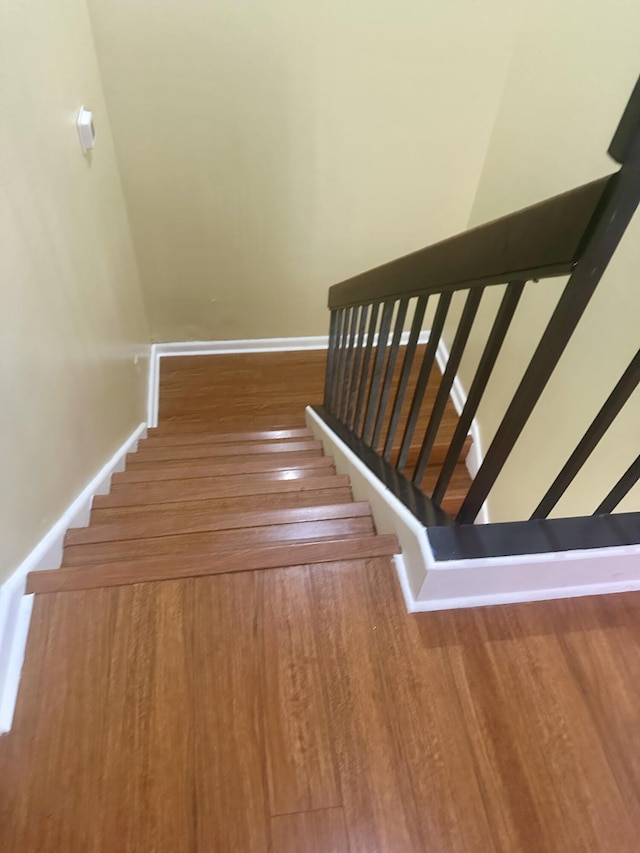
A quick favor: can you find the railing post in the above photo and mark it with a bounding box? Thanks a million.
[362,301,395,445]
[413,288,484,486]
[532,348,640,518]
[371,298,409,450]
[327,309,346,413]
[337,306,360,421]
[383,295,428,460]
[345,305,370,429]
[397,293,451,471]
[323,310,339,409]
[431,281,524,504]
[353,303,380,435]
[333,307,352,416]
[594,454,640,514]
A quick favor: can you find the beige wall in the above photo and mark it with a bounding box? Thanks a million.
[85,0,524,341]
[449,0,640,521]
[4,0,634,585]
[1,0,150,583]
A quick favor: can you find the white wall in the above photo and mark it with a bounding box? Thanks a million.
[0,0,150,584]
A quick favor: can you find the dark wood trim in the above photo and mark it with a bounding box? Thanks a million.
[412,287,483,485]
[352,303,380,433]
[382,294,428,459]
[432,281,525,504]
[594,456,640,515]
[532,349,640,519]
[427,512,640,561]
[372,297,409,449]
[328,176,612,309]
[609,74,640,164]
[362,300,394,443]
[396,293,451,471]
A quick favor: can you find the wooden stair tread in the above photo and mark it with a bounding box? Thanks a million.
[90,488,355,524]
[28,350,474,598]
[154,415,309,434]
[50,352,475,594]
[127,450,323,471]
[96,474,352,508]
[129,439,323,463]
[62,517,376,566]
[27,535,401,593]
[68,502,371,546]
[114,456,334,484]
[144,427,312,447]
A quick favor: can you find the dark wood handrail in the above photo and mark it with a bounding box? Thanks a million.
[328,175,612,310]
[315,76,640,561]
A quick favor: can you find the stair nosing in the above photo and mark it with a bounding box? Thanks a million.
[27,534,401,594]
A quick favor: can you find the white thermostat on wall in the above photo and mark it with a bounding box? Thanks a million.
[76,106,96,154]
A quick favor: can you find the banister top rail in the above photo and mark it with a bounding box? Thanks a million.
[328,175,612,310]
[316,76,640,561]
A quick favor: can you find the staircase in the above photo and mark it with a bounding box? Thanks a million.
[23,346,478,596]
[27,427,400,595]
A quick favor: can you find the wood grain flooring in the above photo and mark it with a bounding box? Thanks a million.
[4,351,640,851]
[271,808,350,853]
[8,560,640,851]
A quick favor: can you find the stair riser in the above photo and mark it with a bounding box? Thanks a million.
[144,428,312,448]
[67,503,371,546]
[93,475,352,509]
[115,457,333,484]
[129,440,323,464]
[63,517,375,566]
[154,415,308,433]
[90,488,354,525]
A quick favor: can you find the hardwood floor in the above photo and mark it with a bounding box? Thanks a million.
[2,350,640,851]
[5,560,640,851]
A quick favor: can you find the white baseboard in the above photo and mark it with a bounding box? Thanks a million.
[147,343,160,430]
[146,329,432,429]
[306,405,439,601]
[154,336,331,357]
[0,595,34,734]
[146,336,332,428]
[411,540,640,611]
[0,420,146,734]
[307,405,640,613]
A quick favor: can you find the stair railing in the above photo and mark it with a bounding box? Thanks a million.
[312,76,640,560]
